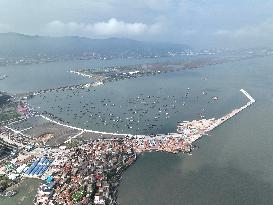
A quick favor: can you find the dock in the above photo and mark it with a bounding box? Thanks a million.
[39,114,130,143]
[240,88,255,103]
[2,89,255,150]
[37,89,255,147]
[177,89,255,144]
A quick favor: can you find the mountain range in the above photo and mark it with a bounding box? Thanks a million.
[0,33,189,59]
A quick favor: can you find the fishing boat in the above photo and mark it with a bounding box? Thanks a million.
[0,75,7,80]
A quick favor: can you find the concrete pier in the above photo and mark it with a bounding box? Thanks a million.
[40,114,130,138]
[2,89,255,147]
[39,89,255,144]
[240,89,255,103]
[177,89,255,144]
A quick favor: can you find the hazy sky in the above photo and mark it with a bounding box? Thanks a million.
[1,0,273,48]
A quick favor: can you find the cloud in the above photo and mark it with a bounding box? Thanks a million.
[43,18,162,38]
[93,18,148,35]
[214,18,273,47]
[2,0,273,48]
[0,22,11,32]
[125,0,178,11]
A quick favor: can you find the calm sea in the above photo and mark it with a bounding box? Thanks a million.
[1,55,273,204]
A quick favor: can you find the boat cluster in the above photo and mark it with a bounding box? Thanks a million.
[31,85,218,135]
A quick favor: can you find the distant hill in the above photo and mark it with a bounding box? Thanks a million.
[0,32,189,59]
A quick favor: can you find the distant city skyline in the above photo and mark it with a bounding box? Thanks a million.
[1,0,273,48]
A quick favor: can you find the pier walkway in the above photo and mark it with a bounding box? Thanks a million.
[2,89,255,146]
[39,114,130,141]
[176,89,255,144]
[240,89,255,103]
[40,89,255,143]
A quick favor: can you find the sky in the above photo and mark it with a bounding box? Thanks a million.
[0,0,273,48]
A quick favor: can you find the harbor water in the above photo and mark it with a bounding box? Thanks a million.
[1,55,273,204]
[118,56,273,205]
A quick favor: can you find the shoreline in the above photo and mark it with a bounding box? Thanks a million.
[0,89,255,204]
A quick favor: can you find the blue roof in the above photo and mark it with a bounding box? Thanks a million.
[38,166,47,176]
[38,166,44,175]
[33,167,38,175]
[41,166,48,173]
[30,166,39,175]
[38,166,46,176]
[24,157,52,176]
[39,158,46,164]
[35,166,41,174]
[32,161,39,166]
[42,159,48,165]
[25,168,32,175]
[25,163,36,174]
